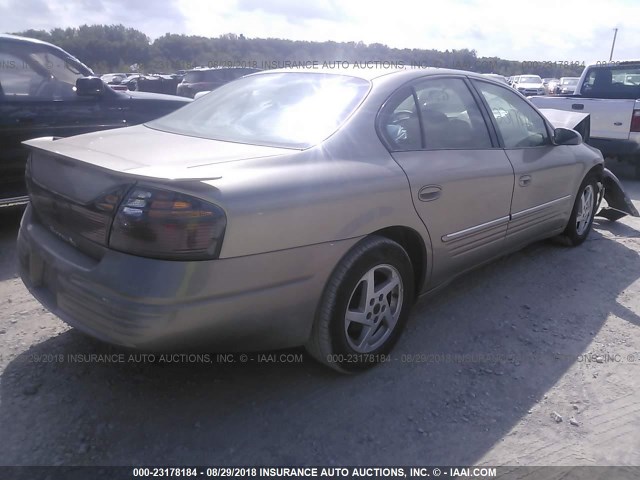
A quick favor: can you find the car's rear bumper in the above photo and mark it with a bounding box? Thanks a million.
[18,205,359,351]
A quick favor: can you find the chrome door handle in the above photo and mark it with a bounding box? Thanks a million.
[418,185,442,202]
[519,175,532,187]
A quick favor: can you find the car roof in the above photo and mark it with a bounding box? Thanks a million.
[588,60,640,67]
[250,66,503,82]
[0,33,58,47]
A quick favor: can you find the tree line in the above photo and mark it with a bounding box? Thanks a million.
[13,24,585,78]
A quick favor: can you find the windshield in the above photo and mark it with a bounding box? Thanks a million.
[148,72,371,149]
[184,71,207,83]
[561,78,578,85]
[519,76,542,83]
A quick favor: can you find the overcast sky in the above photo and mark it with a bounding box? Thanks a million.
[0,0,636,63]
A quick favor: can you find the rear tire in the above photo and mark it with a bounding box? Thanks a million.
[305,235,415,373]
[557,174,599,246]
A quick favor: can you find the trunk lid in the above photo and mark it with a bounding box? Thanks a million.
[23,126,292,256]
[23,124,293,179]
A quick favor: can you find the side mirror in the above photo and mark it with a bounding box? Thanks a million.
[76,77,105,97]
[554,127,582,146]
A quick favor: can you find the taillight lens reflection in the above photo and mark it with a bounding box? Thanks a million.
[109,186,226,260]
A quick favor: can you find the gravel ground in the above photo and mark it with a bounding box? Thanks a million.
[0,170,639,468]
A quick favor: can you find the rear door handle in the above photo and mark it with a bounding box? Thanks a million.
[519,175,532,187]
[418,185,442,202]
[571,104,584,110]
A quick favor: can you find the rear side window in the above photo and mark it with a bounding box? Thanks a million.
[379,77,492,151]
[581,65,640,98]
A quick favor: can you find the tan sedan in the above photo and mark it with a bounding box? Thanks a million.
[17,67,638,372]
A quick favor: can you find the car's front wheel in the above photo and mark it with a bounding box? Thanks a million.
[305,236,415,373]
[558,174,599,246]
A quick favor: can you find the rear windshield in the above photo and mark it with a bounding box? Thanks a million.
[148,72,371,149]
[581,65,640,98]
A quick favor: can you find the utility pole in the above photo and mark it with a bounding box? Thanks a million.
[609,28,618,61]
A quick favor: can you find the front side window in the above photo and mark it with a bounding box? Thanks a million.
[473,80,549,148]
[148,72,370,149]
[0,43,85,100]
[0,51,41,97]
[378,77,492,151]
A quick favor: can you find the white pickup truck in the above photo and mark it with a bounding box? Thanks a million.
[530,61,640,178]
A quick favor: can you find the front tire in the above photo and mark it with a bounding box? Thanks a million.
[305,236,415,373]
[558,174,599,246]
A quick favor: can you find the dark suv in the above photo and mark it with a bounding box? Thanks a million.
[0,34,191,207]
[176,67,260,98]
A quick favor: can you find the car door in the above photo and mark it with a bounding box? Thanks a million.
[471,79,583,245]
[379,76,515,285]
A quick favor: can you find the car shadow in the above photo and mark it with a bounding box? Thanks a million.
[0,206,25,282]
[1,222,639,466]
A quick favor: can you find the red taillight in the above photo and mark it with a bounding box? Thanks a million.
[631,109,640,133]
[109,186,226,260]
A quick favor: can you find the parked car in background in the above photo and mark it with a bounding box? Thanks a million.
[542,78,560,95]
[512,75,546,95]
[101,73,129,83]
[17,67,637,373]
[556,77,580,95]
[0,34,192,207]
[193,90,211,100]
[530,62,640,178]
[177,67,261,98]
[483,73,509,84]
[546,78,560,94]
[135,74,181,95]
[101,73,131,91]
